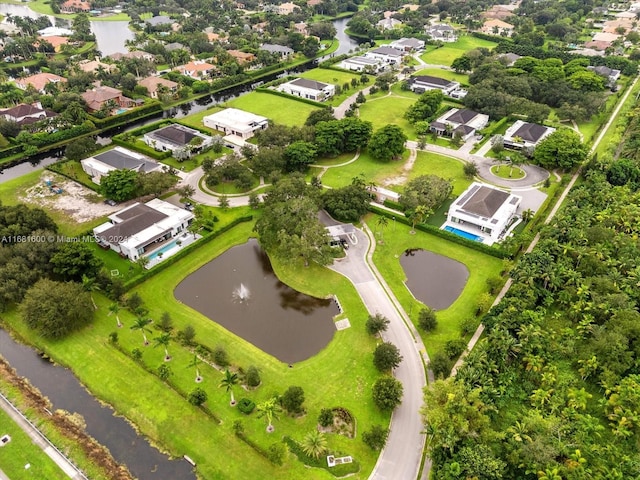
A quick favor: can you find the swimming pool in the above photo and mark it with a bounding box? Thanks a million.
[444,226,484,242]
[147,238,180,260]
[115,108,128,114]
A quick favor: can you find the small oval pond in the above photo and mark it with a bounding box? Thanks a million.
[400,249,470,310]
[174,239,338,364]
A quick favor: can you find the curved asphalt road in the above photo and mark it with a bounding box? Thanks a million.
[324,212,427,480]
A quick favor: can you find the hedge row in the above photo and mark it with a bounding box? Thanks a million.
[89,102,163,129]
[255,87,328,108]
[0,144,23,161]
[319,53,350,68]
[382,199,405,211]
[368,204,508,259]
[478,116,509,137]
[123,215,253,290]
[23,121,95,148]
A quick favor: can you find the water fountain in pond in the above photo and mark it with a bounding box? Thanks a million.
[233,283,250,302]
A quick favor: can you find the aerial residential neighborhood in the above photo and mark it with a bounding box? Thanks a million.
[0,0,639,479]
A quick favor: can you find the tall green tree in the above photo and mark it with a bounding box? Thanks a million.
[51,242,103,282]
[219,369,239,405]
[100,169,139,202]
[372,376,403,411]
[257,398,282,432]
[153,332,172,361]
[373,342,403,372]
[368,125,407,162]
[131,316,152,345]
[533,128,588,171]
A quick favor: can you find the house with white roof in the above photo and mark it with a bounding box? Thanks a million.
[365,46,404,65]
[81,147,163,184]
[338,55,385,73]
[277,78,335,101]
[409,75,461,96]
[480,19,514,36]
[425,24,457,42]
[377,17,402,30]
[93,198,194,262]
[503,121,555,149]
[444,182,522,243]
[389,37,425,52]
[430,108,489,140]
[203,108,268,139]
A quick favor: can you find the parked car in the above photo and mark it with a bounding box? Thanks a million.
[104,199,117,206]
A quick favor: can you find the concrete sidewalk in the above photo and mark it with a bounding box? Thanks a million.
[0,393,86,479]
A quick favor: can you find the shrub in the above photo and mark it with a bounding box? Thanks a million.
[362,424,389,450]
[178,324,196,345]
[108,332,118,344]
[444,339,467,359]
[430,352,452,379]
[188,387,208,406]
[372,377,403,411]
[246,365,261,387]
[158,312,173,332]
[267,442,287,466]
[237,398,256,414]
[486,276,503,295]
[213,345,230,367]
[418,307,438,331]
[131,348,142,361]
[373,342,403,372]
[366,313,390,335]
[282,386,305,415]
[318,408,334,427]
[157,363,172,381]
[460,317,480,337]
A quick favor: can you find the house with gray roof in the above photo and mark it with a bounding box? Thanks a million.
[445,182,522,244]
[145,15,173,27]
[277,77,336,101]
[338,55,385,73]
[93,198,194,262]
[587,65,621,86]
[409,75,461,96]
[260,43,294,58]
[430,108,489,140]
[425,24,457,42]
[143,124,214,158]
[390,37,425,52]
[503,120,555,149]
[365,46,404,64]
[81,147,163,184]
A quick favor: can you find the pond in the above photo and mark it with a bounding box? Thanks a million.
[0,329,195,480]
[400,249,469,310]
[174,239,338,364]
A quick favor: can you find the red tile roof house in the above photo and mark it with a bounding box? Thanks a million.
[174,60,216,79]
[138,76,179,99]
[15,73,67,94]
[81,86,133,112]
[60,0,91,13]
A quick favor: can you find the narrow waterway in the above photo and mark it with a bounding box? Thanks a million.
[0,329,196,480]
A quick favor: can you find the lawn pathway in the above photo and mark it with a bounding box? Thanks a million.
[311,152,361,180]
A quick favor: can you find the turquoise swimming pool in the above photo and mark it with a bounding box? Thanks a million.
[147,238,180,260]
[444,226,484,242]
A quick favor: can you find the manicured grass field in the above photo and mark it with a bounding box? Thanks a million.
[365,214,503,358]
[225,92,320,126]
[359,95,417,139]
[491,164,525,180]
[321,150,409,188]
[412,68,469,85]
[0,408,67,480]
[420,36,497,67]
[409,152,472,195]
[299,68,359,86]
[177,107,224,133]
[3,222,386,480]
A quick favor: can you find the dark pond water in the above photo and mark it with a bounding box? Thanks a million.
[0,329,195,480]
[175,239,338,364]
[400,249,470,310]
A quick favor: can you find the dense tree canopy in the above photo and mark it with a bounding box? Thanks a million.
[533,128,588,170]
[21,279,94,338]
[368,124,407,162]
[400,175,453,212]
[322,176,371,222]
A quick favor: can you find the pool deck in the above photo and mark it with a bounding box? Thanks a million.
[441,221,494,246]
[145,233,200,269]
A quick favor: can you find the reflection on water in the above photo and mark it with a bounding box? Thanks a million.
[175,239,338,363]
[400,249,470,310]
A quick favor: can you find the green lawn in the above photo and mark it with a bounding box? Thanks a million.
[408,152,472,195]
[300,68,359,86]
[176,107,224,133]
[412,68,469,85]
[321,150,409,188]
[225,92,320,126]
[2,221,386,480]
[0,408,67,480]
[359,95,417,139]
[159,145,232,173]
[420,36,498,67]
[365,214,503,358]
[491,164,525,180]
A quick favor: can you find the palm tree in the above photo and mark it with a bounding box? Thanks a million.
[131,317,152,345]
[153,332,172,361]
[188,354,203,383]
[108,303,122,328]
[219,369,239,405]
[257,397,282,433]
[521,208,534,223]
[377,216,389,244]
[81,275,100,310]
[409,205,430,234]
[301,430,328,459]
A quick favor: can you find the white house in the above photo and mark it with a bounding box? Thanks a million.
[389,37,425,52]
[480,19,514,37]
[377,17,402,30]
[338,55,385,73]
[143,124,214,157]
[365,46,404,64]
[503,120,555,149]
[425,24,457,42]
[409,75,460,96]
[430,108,489,140]
[81,147,163,184]
[203,108,268,139]
[444,182,522,243]
[277,78,335,101]
[93,199,194,262]
[260,43,294,58]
